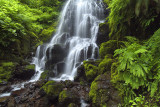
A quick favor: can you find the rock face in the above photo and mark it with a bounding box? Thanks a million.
[45,44,66,70]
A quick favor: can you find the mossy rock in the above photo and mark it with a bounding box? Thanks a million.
[89,73,111,106]
[40,70,55,81]
[99,40,121,59]
[58,90,79,106]
[83,61,99,82]
[42,81,64,101]
[111,62,120,83]
[68,103,78,107]
[25,64,35,70]
[98,54,113,73]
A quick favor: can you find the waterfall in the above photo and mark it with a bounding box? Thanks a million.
[32,0,104,81]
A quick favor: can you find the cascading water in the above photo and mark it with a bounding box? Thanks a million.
[33,0,104,81]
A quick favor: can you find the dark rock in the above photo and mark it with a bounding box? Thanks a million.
[56,62,66,76]
[0,85,12,93]
[45,44,66,71]
[96,22,109,47]
[13,64,35,80]
[74,64,86,82]
[58,90,80,106]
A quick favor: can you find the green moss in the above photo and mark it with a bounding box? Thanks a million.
[42,80,63,97]
[111,62,119,83]
[83,61,99,82]
[99,40,120,59]
[68,103,78,107]
[1,62,14,67]
[40,70,49,80]
[98,55,113,74]
[59,90,68,103]
[25,64,35,70]
[58,90,77,105]
[89,75,109,106]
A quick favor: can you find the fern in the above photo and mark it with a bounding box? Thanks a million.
[114,42,151,89]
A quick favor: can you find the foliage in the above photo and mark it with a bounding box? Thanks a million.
[0,0,63,61]
[0,62,16,82]
[108,0,160,39]
[129,95,148,107]
[112,29,160,105]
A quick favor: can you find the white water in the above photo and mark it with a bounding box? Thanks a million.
[81,98,89,107]
[32,0,104,81]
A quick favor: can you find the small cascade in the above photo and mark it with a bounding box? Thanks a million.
[33,0,105,81]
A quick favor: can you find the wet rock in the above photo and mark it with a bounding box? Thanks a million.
[0,85,12,93]
[46,44,66,65]
[56,62,66,76]
[0,96,10,107]
[96,22,109,47]
[11,89,26,97]
[74,64,86,82]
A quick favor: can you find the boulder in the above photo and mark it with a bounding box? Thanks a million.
[41,81,64,102]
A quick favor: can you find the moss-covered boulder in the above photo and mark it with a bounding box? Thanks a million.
[42,81,64,102]
[83,60,101,82]
[89,73,121,107]
[58,90,80,106]
[99,40,121,59]
[40,70,54,81]
[98,54,113,73]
